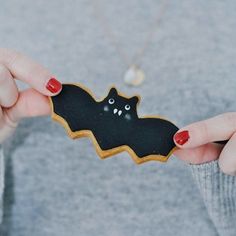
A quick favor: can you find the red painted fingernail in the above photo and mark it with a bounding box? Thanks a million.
[46,77,62,93]
[174,130,190,146]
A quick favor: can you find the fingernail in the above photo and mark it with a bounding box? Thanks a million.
[174,130,190,146]
[46,77,62,93]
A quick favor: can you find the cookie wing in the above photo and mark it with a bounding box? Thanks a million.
[50,84,97,133]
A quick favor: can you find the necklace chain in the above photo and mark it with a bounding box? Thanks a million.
[93,0,170,67]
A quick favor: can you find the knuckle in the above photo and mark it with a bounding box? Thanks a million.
[0,48,22,68]
[0,64,12,87]
[219,131,236,176]
[28,64,48,80]
[0,48,10,63]
[219,161,236,176]
[7,50,22,69]
[0,64,9,78]
[199,120,210,141]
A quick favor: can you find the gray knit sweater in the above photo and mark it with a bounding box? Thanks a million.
[0,0,236,235]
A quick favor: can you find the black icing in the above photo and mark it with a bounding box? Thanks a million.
[51,84,179,158]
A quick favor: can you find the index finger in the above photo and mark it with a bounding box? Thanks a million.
[174,113,236,149]
[0,48,62,96]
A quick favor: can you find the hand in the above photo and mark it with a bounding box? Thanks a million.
[173,113,236,176]
[0,48,62,143]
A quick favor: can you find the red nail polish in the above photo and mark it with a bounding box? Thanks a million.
[46,77,62,93]
[174,130,190,146]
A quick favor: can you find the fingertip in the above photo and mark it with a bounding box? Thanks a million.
[174,122,207,149]
[45,77,62,96]
[173,130,190,148]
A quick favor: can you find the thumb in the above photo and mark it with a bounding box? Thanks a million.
[173,143,223,164]
[6,88,51,123]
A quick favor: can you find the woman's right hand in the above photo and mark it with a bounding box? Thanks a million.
[173,113,236,176]
[0,48,62,143]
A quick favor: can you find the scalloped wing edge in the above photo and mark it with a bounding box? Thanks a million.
[49,83,177,164]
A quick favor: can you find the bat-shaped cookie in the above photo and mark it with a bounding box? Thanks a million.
[49,84,179,164]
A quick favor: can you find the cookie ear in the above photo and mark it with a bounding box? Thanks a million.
[108,87,118,97]
[129,96,139,105]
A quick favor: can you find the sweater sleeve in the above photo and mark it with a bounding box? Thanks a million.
[190,161,236,236]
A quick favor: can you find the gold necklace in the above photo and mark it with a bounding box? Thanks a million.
[93,0,169,86]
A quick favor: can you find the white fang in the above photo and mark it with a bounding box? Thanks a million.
[118,110,122,116]
[113,108,118,114]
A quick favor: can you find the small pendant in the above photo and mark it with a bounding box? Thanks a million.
[124,65,145,86]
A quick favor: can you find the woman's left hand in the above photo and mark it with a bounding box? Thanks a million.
[173,113,236,176]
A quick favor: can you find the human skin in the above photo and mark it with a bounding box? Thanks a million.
[0,48,235,176]
[0,48,61,143]
[174,113,236,176]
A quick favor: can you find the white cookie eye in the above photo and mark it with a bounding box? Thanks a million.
[125,104,130,111]
[108,98,115,104]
